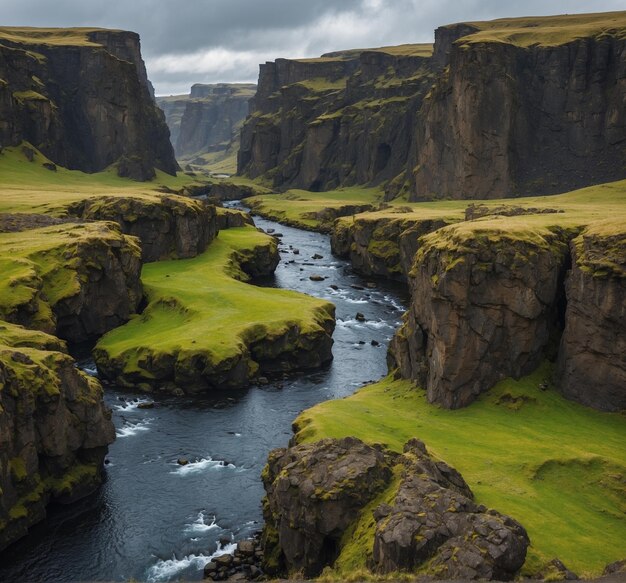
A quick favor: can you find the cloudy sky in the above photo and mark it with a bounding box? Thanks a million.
[2,0,624,95]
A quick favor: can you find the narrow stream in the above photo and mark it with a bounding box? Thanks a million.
[0,210,407,582]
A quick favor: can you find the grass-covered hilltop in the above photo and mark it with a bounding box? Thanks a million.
[0,7,625,583]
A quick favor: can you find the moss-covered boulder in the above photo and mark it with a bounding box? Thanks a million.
[216,207,255,230]
[0,321,115,551]
[0,221,142,343]
[66,194,217,262]
[94,227,335,393]
[261,436,529,580]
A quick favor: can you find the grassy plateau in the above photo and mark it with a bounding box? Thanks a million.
[294,364,626,578]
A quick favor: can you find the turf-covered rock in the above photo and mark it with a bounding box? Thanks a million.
[0,322,115,551]
[388,223,571,408]
[372,439,529,580]
[67,194,217,262]
[0,221,142,343]
[261,436,529,579]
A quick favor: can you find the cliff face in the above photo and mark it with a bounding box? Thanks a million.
[0,322,115,551]
[239,12,626,199]
[557,227,626,411]
[410,17,626,200]
[238,46,434,192]
[157,83,256,160]
[0,27,177,180]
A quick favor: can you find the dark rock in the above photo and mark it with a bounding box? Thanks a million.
[203,561,218,575]
[355,312,366,322]
[42,162,57,172]
[534,558,579,581]
[237,540,256,556]
[604,559,626,575]
[261,436,393,577]
[1,29,177,178]
[215,554,234,568]
[137,402,155,409]
[177,458,189,466]
[329,284,339,290]
[371,340,380,347]
[309,275,325,282]
[261,437,528,580]
[312,254,323,259]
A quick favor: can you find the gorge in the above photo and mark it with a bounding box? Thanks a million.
[0,8,625,583]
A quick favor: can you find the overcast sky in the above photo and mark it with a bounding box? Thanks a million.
[2,0,624,95]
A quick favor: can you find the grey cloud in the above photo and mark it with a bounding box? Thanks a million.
[2,0,624,95]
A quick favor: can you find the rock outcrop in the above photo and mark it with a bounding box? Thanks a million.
[557,226,626,411]
[216,207,255,230]
[0,322,115,551]
[331,212,454,280]
[238,45,434,192]
[388,223,571,408]
[0,27,178,180]
[261,437,529,579]
[0,221,142,344]
[66,195,217,262]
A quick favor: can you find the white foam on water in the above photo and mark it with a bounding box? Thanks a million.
[113,398,154,412]
[171,457,236,476]
[116,418,152,438]
[185,512,220,535]
[146,541,237,582]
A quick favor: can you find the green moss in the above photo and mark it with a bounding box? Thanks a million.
[94,227,334,387]
[9,457,28,482]
[46,463,98,496]
[12,90,48,103]
[294,363,626,577]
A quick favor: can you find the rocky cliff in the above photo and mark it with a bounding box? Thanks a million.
[239,12,626,199]
[238,45,434,192]
[0,220,143,344]
[0,321,115,551]
[66,194,218,262]
[262,437,529,579]
[410,12,626,200]
[157,83,256,162]
[0,27,177,180]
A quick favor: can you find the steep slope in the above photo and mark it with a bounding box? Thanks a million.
[0,27,177,180]
[410,11,626,200]
[238,11,626,199]
[238,45,434,192]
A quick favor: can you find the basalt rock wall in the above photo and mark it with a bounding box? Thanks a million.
[0,28,177,180]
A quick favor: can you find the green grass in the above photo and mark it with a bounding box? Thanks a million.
[0,26,116,47]
[0,144,204,214]
[0,222,140,332]
[246,186,384,230]
[94,227,334,386]
[294,364,626,577]
[454,11,626,48]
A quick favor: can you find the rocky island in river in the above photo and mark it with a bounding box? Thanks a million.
[0,7,625,583]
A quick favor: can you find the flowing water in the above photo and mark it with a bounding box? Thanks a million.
[0,210,407,582]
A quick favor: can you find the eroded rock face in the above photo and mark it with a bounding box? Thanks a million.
[67,195,217,262]
[557,230,626,411]
[373,440,528,580]
[238,49,434,192]
[0,222,143,344]
[331,214,450,280]
[216,208,255,230]
[262,437,393,576]
[0,28,177,179]
[261,437,529,580]
[0,322,115,551]
[410,28,626,200]
[389,226,570,408]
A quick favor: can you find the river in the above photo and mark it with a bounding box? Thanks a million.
[0,210,407,582]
